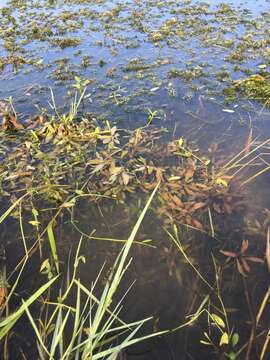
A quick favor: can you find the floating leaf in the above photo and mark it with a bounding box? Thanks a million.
[190,202,206,212]
[172,195,183,207]
[185,165,195,181]
[2,114,24,131]
[168,176,181,181]
[178,137,184,147]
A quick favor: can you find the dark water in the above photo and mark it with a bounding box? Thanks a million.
[1,0,270,359]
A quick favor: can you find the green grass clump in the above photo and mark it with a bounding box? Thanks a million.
[0,185,165,359]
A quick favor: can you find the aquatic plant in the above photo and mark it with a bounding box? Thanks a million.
[0,185,166,359]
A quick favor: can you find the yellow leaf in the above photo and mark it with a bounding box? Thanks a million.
[211,313,225,328]
[216,178,228,187]
[178,137,184,147]
[219,332,229,346]
[168,176,181,181]
[122,172,130,185]
[200,340,212,346]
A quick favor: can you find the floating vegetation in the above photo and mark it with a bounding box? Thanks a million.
[225,73,270,105]
[0,55,27,71]
[1,90,269,234]
[1,0,270,359]
[168,67,205,82]
[51,37,81,49]
[124,58,153,72]
[0,0,270,113]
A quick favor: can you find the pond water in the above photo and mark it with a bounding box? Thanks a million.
[0,0,270,359]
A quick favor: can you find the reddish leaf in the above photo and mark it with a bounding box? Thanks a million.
[245,256,264,264]
[220,250,237,258]
[236,259,247,277]
[241,258,251,273]
[2,113,24,131]
[0,286,6,306]
[190,202,206,212]
[185,165,195,181]
[191,218,203,229]
[244,128,253,154]
[266,227,270,274]
[240,240,249,254]
[172,195,184,207]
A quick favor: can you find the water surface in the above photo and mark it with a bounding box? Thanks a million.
[0,0,270,359]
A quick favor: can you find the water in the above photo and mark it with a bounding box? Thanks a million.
[0,0,270,359]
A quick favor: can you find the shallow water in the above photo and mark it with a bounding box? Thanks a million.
[1,0,270,359]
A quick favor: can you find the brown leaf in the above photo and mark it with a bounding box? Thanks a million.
[0,286,6,306]
[244,128,253,154]
[245,256,264,264]
[185,166,195,181]
[2,113,24,131]
[155,168,164,182]
[171,195,183,207]
[189,202,206,213]
[223,202,233,214]
[208,142,219,153]
[220,250,237,258]
[236,259,247,277]
[241,258,251,274]
[191,218,203,229]
[240,240,249,254]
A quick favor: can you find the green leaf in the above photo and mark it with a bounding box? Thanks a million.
[32,208,39,217]
[47,221,59,273]
[229,351,236,360]
[232,333,239,347]
[0,276,58,339]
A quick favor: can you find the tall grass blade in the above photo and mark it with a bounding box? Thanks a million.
[47,221,59,273]
[0,276,58,339]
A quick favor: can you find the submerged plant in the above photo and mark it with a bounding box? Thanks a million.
[220,240,264,277]
[0,185,166,359]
